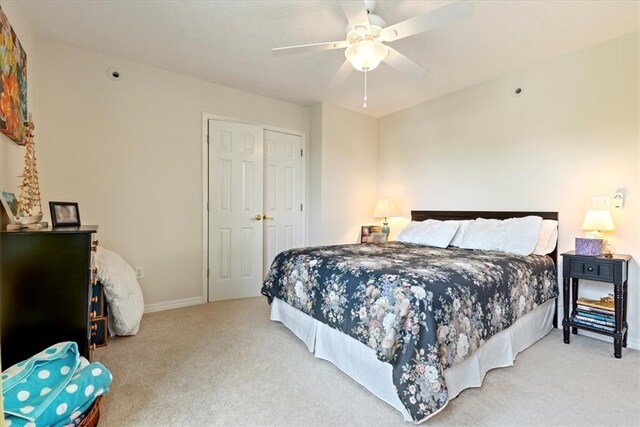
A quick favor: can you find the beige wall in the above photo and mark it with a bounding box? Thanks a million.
[307,103,323,246]
[307,103,378,246]
[378,33,640,348]
[31,37,309,307]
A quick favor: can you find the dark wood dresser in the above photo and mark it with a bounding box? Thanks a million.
[0,226,100,368]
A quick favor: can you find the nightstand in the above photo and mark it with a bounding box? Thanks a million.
[561,251,632,358]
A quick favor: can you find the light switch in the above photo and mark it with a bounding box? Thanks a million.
[613,192,624,208]
[591,195,610,210]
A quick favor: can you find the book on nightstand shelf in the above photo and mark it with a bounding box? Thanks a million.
[574,294,615,332]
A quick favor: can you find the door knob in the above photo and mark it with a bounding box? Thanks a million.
[263,215,275,220]
[252,214,263,221]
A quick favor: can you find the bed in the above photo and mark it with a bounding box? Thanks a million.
[261,210,559,423]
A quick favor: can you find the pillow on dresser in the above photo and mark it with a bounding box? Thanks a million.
[533,219,558,255]
[460,216,543,256]
[397,220,460,248]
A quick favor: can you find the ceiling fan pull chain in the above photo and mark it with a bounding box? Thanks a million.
[363,69,368,108]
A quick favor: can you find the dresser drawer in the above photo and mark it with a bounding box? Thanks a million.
[91,317,108,348]
[570,259,613,280]
[91,281,106,317]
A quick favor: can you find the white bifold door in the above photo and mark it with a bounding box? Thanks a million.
[208,120,303,302]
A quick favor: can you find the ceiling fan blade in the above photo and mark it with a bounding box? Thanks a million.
[340,0,370,32]
[272,40,349,56]
[383,46,429,79]
[380,1,473,42]
[328,60,354,88]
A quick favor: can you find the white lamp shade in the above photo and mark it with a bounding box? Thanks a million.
[373,199,399,219]
[582,210,615,231]
[345,40,389,72]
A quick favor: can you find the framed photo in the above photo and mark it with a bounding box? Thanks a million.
[49,201,81,227]
[0,191,21,224]
[361,225,385,243]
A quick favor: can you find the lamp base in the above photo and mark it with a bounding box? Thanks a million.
[381,222,390,237]
[585,230,604,239]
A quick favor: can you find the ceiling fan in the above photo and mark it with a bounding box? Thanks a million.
[272,0,473,107]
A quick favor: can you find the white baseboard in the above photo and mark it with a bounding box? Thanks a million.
[577,329,640,351]
[144,296,204,314]
[627,337,640,350]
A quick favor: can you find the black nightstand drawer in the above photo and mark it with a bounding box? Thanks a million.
[570,259,613,280]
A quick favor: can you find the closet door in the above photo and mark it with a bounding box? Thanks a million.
[208,120,264,302]
[263,130,304,274]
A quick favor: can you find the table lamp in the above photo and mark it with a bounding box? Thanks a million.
[373,199,399,236]
[582,210,615,238]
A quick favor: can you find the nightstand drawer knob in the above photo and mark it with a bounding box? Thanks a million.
[587,266,594,272]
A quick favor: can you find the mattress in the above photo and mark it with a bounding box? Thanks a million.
[270,297,556,423]
[262,242,558,421]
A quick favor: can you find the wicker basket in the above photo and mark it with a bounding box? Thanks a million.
[77,396,102,427]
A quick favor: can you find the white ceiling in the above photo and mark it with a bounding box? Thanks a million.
[20,0,640,117]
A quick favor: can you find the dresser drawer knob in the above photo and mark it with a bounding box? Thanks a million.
[91,240,99,252]
[90,343,97,351]
[92,267,98,275]
[90,310,97,319]
[91,296,98,303]
[587,266,594,272]
[91,324,97,331]
[91,278,97,286]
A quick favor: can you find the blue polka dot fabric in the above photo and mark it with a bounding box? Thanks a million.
[2,342,112,427]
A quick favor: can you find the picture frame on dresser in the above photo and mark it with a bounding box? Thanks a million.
[0,191,21,224]
[49,201,81,227]
[361,225,384,243]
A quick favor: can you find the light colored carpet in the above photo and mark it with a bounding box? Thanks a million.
[94,297,640,426]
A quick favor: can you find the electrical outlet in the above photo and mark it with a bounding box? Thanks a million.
[591,195,610,210]
[135,267,144,280]
[613,192,624,208]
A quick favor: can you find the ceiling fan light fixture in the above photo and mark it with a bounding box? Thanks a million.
[345,39,388,72]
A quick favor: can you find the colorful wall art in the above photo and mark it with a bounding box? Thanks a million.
[0,6,27,144]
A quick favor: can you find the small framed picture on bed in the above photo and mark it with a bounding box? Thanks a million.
[49,201,81,227]
[361,225,386,243]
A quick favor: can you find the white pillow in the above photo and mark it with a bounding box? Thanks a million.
[533,219,558,255]
[396,221,422,242]
[460,216,543,256]
[397,220,460,248]
[449,220,473,247]
[459,218,501,251]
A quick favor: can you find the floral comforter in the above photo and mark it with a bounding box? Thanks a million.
[261,242,558,422]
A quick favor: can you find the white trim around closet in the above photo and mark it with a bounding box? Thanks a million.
[201,112,307,304]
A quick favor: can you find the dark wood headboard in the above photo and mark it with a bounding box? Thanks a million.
[411,210,559,265]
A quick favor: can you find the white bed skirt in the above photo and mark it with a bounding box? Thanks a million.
[270,297,556,423]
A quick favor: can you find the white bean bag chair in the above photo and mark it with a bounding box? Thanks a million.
[94,247,145,336]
